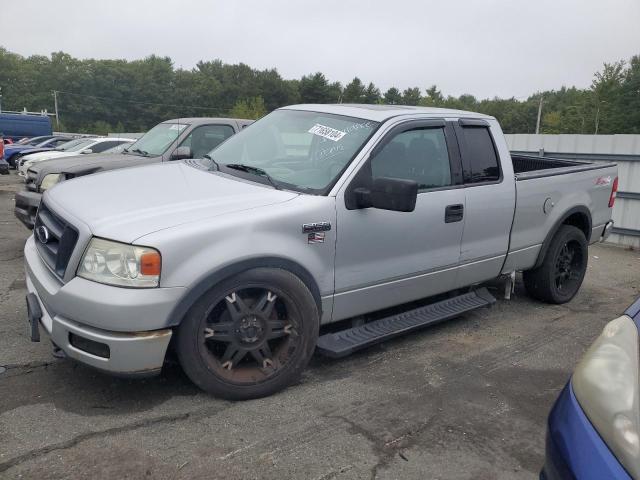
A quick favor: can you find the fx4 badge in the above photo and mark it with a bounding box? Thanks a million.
[302,222,331,244]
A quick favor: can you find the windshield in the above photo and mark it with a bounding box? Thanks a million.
[34,139,51,147]
[126,123,187,156]
[55,138,93,151]
[102,142,133,154]
[209,110,378,193]
[29,137,49,146]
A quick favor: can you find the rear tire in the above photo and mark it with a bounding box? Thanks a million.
[176,268,319,400]
[523,225,588,304]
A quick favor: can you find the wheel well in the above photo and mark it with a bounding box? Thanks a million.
[533,207,592,269]
[168,258,322,327]
[562,212,591,241]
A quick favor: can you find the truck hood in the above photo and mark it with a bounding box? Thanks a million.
[31,152,154,180]
[45,161,299,242]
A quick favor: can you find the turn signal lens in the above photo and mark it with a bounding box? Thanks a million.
[140,252,161,276]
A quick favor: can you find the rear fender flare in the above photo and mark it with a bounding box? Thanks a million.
[533,206,592,269]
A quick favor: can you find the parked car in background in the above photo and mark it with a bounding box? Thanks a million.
[18,137,133,176]
[542,296,640,480]
[0,113,52,141]
[15,137,96,174]
[23,104,617,399]
[3,136,73,167]
[15,117,251,228]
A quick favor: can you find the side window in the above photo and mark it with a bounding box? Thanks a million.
[178,124,235,159]
[371,128,452,191]
[90,141,124,153]
[459,127,500,183]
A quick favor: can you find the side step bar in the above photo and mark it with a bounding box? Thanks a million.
[316,288,496,358]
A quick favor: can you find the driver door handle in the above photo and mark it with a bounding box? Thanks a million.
[444,204,464,223]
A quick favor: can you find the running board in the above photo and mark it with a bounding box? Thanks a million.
[316,288,496,358]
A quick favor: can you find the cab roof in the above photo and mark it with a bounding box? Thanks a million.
[282,104,494,123]
[161,117,251,125]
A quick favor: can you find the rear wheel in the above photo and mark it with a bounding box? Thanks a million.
[176,268,319,400]
[523,225,588,304]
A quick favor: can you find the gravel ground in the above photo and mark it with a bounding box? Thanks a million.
[1,170,638,479]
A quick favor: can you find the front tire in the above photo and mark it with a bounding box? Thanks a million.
[523,225,588,304]
[176,268,319,400]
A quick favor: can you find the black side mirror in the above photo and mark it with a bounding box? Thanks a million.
[354,177,418,212]
[170,146,192,160]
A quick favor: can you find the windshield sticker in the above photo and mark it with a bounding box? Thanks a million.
[317,144,345,161]
[169,124,187,131]
[343,121,375,134]
[308,124,346,142]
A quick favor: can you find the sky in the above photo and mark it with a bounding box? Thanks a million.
[3,0,640,99]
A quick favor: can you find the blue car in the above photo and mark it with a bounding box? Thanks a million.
[543,297,640,479]
[2,136,72,167]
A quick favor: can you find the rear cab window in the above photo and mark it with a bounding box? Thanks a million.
[455,121,502,184]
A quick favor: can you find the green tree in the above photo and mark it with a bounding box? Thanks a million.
[229,96,267,119]
[619,55,640,133]
[383,87,402,105]
[299,73,340,103]
[402,87,421,105]
[363,82,381,104]
[342,77,366,103]
[0,47,637,134]
[423,85,444,106]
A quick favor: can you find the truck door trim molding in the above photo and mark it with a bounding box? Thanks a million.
[333,253,506,296]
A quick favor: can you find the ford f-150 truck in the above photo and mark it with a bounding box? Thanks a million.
[15,117,252,228]
[24,104,617,400]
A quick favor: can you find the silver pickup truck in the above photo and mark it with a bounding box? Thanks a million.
[24,104,617,400]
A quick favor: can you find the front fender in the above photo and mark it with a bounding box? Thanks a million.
[138,195,337,326]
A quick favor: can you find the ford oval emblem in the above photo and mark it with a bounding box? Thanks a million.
[36,226,50,244]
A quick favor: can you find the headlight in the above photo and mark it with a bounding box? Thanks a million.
[40,173,62,191]
[78,237,161,288]
[573,315,640,477]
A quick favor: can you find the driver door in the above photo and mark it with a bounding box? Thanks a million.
[333,120,466,321]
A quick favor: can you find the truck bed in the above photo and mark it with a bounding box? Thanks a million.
[511,154,616,180]
[502,153,618,275]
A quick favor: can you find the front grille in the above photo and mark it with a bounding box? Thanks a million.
[34,202,79,278]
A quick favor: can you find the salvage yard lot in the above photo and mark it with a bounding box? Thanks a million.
[0,170,638,480]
